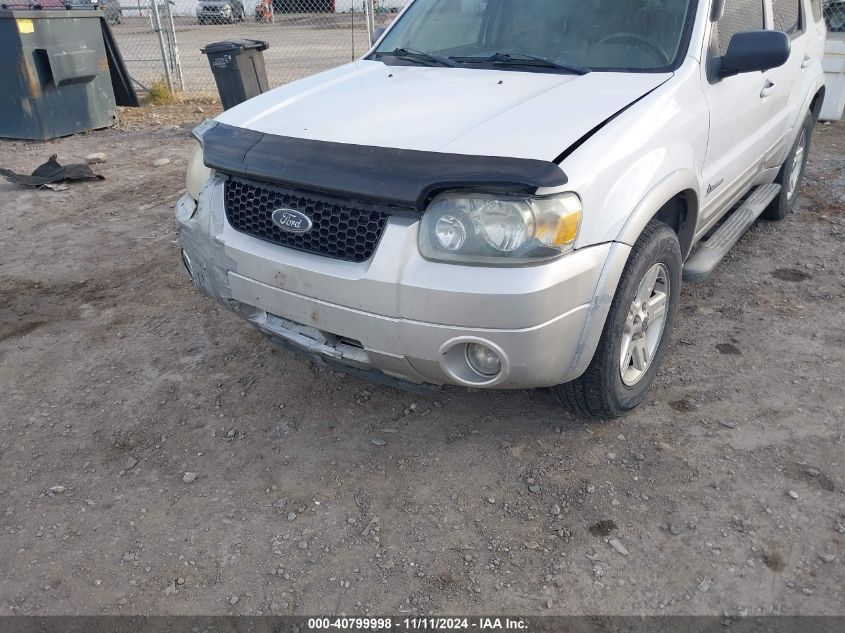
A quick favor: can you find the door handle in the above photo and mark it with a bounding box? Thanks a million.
[801,55,811,69]
[760,80,776,98]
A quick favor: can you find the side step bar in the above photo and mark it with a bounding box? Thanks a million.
[683,183,781,282]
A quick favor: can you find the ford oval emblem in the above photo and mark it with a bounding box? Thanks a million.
[271,208,313,234]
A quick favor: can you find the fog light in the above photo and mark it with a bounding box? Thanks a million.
[465,343,502,377]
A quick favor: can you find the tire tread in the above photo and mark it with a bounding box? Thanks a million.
[555,220,674,419]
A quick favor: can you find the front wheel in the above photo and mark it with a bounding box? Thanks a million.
[553,220,682,419]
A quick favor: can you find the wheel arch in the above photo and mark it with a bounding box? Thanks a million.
[615,170,701,261]
[810,86,826,121]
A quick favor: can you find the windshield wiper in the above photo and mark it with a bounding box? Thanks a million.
[379,47,458,68]
[453,52,590,75]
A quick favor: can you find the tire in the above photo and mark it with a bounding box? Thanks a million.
[553,220,682,419]
[763,112,814,221]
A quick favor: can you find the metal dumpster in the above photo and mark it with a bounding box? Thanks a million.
[0,9,117,140]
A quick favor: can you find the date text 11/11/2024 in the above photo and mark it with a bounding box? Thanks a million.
[307,617,530,630]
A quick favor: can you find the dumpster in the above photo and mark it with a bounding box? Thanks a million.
[0,9,117,140]
[821,36,845,121]
[201,39,270,110]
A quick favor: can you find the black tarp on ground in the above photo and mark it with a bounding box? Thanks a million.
[0,155,104,189]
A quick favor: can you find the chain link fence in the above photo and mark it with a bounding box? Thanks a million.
[826,0,845,33]
[108,0,409,97]
[108,0,845,100]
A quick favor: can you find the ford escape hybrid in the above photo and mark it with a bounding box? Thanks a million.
[177,0,827,418]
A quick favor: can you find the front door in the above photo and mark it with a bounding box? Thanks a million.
[700,0,784,222]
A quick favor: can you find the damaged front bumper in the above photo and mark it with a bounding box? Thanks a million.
[176,178,629,390]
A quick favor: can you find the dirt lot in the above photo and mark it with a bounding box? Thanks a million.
[0,106,843,617]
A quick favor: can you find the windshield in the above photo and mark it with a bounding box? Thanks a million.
[372,0,697,72]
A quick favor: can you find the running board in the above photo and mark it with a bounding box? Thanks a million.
[683,184,781,282]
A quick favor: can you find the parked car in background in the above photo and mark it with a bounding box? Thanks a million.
[197,0,246,24]
[98,0,122,24]
[179,0,827,419]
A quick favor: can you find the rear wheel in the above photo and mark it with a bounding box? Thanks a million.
[763,112,814,221]
[553,220,682,419]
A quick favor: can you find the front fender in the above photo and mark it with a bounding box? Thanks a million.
[615,169,700,259]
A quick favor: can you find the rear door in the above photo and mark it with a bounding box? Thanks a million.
[700,0,780,221]
[764,0,816,150]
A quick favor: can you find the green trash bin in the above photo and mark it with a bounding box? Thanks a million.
[0,9,117,140]
[201,39,269,111]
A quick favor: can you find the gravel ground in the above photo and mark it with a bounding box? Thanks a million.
[0,107,843,616]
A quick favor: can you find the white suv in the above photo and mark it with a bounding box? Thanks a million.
[177,0,827,418]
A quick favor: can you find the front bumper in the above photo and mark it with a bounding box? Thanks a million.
[176,177,629,389]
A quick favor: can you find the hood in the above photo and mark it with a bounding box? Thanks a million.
[216,60,671,162]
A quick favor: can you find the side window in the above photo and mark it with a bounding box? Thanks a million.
[771,0,803,35]
[718,0,765,55]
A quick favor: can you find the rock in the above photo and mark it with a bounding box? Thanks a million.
[528,484,540,493]
[49,485,65,495]
[225,429,237,439]
[153,158,171,167]
[163,582,178,596]
[298,540,308,550]
[229,595,239,605]
[371,438,387,446]
[182,472,197,484]
[719,420,737,429]
[802,588,814,596]
[656,441,673,451]
[607,452,617,461]
[486,498,496,505]
[176,577,185,585]
[608,538,629,556]
[550,504,561,516]
[85,152,106,165]
[287,512,297,522]
[124,456,138,470]
[836,522,845,535]
[787,490,799,500]
[697,578,712,593]
[194,107,205,114]
[669,525,682,536]
[634,453,646,461]
[818,552,836,564]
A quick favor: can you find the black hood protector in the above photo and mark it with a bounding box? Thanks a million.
[202,122,568,212]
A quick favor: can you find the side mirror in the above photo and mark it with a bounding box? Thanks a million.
[719,30,790,77]
[372,26,387,43]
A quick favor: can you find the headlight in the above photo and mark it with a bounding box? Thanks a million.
[186,121,215,200]
[186,143,210,201]
[419,192,582,265]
